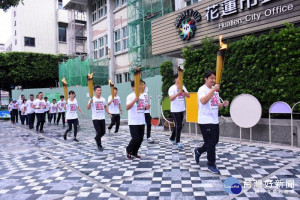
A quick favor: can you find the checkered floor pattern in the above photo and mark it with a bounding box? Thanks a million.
[0,120,299,200]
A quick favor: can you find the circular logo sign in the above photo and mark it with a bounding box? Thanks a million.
[223,177,242,194]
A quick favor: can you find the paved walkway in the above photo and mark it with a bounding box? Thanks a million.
[0,120,299,200]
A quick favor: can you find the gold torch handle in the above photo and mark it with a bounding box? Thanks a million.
[178,66,183,91]
[134,68,141,98]
[63,85,68,100]
[110,85,114,100]
[88,79,93,99]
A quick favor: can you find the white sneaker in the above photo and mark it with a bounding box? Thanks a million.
[147,137,154,143]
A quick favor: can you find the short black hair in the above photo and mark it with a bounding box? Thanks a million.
[94,85,101,91]
[30,94,34,97]
[174,74,178,79]
[69,90,75,95]
[204,71,216,79]
[131,81,135,87]
[52,99,56,101]
[38,92,43,94]
[141,80,145,84]
[44,97,48,99]
[114,87,118,90]
[23,99,27,103]
[21,94,25,97]
[60,95,64,98]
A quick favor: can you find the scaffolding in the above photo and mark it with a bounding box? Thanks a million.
[59,57,109,87]
[127,0,173,78]
[68,9,87,57]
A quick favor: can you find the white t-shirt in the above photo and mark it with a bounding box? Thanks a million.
[44,101,50,113]
[8,103,12,112]
[57,100,66,113]
[143,92,150,114]
[20,104,27,115]
[168,85,188,113]
[49,103,58,114]
[17,99,23,111]
[66,99,79,120]
[108,95,121,114]
[198,84,220,124]
[11,102,18,110]
[25,100,35,114]
[90,96,107,120]
[126,92,146,125]
[34,99,46,114]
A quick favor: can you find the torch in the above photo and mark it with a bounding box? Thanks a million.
[178,66,184,91]
[108,80,115,100]
[216,35,228,84]
[87,73,94,99]
[61,78,68,100]
[134,67,141,98]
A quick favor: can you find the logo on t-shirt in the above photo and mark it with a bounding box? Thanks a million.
[211,93,219,107]
[95,101,104,110]
[137,99,144,112]
[70,104,77,112]
[112,99,119,105]
[177,89,185,101]
[51,106,56,111]
[30,103,34,108]
[39,102,44,108]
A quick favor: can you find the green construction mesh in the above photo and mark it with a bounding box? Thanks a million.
[127,0,174,79]
[59,57,109,87]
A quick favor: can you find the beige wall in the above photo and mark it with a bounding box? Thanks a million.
[152,0,300,56]
[11,0,57,54]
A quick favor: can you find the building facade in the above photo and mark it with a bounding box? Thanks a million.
[64,0,195,83]
[6,0,87,56]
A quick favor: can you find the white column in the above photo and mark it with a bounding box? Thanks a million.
[107,0,115,82]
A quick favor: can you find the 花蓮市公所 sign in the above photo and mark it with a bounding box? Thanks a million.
[152,0,300,56]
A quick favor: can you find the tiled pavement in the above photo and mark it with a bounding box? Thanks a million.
[0,120,299,200]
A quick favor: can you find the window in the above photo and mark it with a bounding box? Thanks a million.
[15,39,17,45]
[14,11,16,17]
[186,0,198,6]
[14,21,16,26]
[59,26,67,42]
[98,35,108,58]
[124,72,129,82]
[93,40,98,59]
[58,0,63,9]
[92,3,97,22]
[115,0,127,9]
[24,37,35,47]
[105,35,108,56]
[122,26,128,50]
[15,31,16,36]
[116,74,122,83]
[114,29,121,52]
[98,0,107,19]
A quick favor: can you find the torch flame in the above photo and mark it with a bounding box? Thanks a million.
[108,79,114,86]
[62,77,67,86]
[219,35,228,50]
[87,73,94,80]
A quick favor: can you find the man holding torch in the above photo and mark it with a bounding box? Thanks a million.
[168,73,190,150]
[87,85,112,151]
[107,87,122,134]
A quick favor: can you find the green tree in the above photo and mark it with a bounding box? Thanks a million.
[0,0,23,11]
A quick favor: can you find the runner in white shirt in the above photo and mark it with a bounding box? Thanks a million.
[141,80,154,143]
[20,99,28,125]
[87,85,112,151]
[8,101,13,124]
[125,80,150,160]
[11,99,18,124]
[49,99,58,124]
[26,94,36,129]
[168,73,190,149]
[57,95,66,127]
[17,94,25,124]
[107,87,122,134]
[64,91,84,142]
[193,71,229,174]
[33,92,46,133]
[44,97,51,123]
